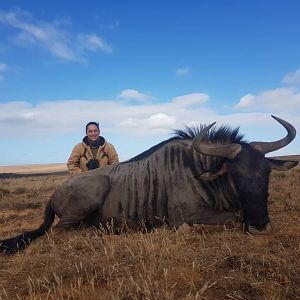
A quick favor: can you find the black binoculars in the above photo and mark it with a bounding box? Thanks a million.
[86,159,100,170]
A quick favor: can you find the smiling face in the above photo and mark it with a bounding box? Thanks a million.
[86,124,100,142]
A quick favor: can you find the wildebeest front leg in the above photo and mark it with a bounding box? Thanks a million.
[184,206,238,226]
[169,203,237,228]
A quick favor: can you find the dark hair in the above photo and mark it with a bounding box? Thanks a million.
[86,121,100,133]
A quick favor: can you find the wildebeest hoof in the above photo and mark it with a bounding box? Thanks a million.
[246,222,272,235]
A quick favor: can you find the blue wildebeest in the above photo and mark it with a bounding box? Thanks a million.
[0,115,298,253]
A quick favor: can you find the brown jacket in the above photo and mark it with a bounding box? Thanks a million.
[67,137,119,175]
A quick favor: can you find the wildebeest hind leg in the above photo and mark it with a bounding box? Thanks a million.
[51,173,110,230]
[54,214,86,229]
[53,195,104,230]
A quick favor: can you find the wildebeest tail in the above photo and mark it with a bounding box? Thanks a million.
[0,201,55,254]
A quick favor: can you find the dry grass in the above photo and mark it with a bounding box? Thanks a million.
[0,165,299,300]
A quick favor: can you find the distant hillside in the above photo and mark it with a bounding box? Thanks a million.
[1,155,299,175]
[0,163,67,175]
[268,155,300,161]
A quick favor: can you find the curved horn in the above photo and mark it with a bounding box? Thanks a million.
[249,115,296,154]
[200,122,217,135]
[192,123,242,159]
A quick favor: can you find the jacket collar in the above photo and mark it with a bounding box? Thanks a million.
[83,136,106,148]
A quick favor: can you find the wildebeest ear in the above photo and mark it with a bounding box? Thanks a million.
[267,158,298,171]
[197,163,228,181]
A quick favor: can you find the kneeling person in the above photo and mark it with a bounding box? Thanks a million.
[67,122,119,175]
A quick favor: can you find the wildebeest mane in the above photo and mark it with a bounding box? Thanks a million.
[174,124,245,144]
[126,124,246,163]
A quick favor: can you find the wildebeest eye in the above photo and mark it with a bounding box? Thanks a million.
[195,162,228,181]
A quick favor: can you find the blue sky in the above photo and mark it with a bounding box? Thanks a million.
[0,0,299,165]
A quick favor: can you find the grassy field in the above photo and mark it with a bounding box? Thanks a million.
[0,162,299,299]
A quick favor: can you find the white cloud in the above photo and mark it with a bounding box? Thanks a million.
[283,68,300,85]
[120,113,176,132]
[120,118,138,128]
[2,90,297,142]
[0,63,7,72]
[235,87,300,113]
[0,92,212,138]
[7,89,298,141]
[0,63,7,80]
[78,34,112,53]
[0,92,299,162]
[0,9,112,62]
[235,94,255,109]
[147,113,176,129]
[118,89,151,101]
[176,68,189,76]
[171,93,209,108]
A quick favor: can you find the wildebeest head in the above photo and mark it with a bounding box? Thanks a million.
[192,115,297,234]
